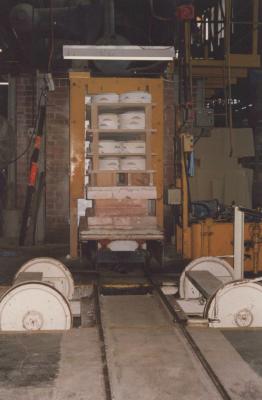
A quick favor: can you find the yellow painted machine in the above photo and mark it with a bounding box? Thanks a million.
[175,133,262,274]
[172,0,262,275]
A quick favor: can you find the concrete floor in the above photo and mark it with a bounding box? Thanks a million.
[1,245,262,399]
[0,329,105,400]
[100,295,221,400]
[188,328,262,399]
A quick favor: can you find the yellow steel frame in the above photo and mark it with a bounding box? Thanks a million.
[180,219,262,273]
[180,0,261,91]
[69,72,164,258]
[176,0,262,270]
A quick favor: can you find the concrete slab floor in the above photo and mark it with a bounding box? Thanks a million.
[188,327,262,400]
[0,328,105,400]
[222,330,262,377]
[2,246,262,399]
[100,295,221,400]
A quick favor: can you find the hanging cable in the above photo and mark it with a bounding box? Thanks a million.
[149,0,173,22]
[2,87,47,168]
[225,0,233,157]
[48,0,54,72]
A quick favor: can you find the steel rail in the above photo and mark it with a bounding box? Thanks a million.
[144,269,232,400]
[94,284,113,400]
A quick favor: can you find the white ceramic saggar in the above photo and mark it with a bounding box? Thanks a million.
[119,91,151,103]
[119,111,145,130]
[98,113,119,129]
[99,158,120,170]
[122,141,145,154]
[99,140,122,154]
[120,156,145,171]
[93,92,119,103]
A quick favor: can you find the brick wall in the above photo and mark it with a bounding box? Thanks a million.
[45,76,69,243]
[16,74,70,243]
[16,74,35,208]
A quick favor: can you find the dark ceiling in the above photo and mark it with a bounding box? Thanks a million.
[0,0,179,74]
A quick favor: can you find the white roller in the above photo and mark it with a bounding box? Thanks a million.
[14,257,74,300]
[0,282,72,331]
[93,93,119,103]
[204,279,262,328]
[179,257,234,299]
[119,91,151,103]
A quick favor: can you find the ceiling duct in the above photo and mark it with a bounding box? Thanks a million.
[9,1,103,42]
[94,0,131,74]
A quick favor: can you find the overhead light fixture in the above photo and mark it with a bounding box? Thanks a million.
[0,49,2,53]
[0,82,9,86]
[63,45,175,61]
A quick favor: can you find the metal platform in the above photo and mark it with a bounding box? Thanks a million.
[79,220,164,241]
[185,270,223,299]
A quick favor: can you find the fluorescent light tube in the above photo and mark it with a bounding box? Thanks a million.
[63,45,175,61]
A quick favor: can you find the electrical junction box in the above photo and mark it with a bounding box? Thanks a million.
[182,134,194,152]
[168,188,181,205]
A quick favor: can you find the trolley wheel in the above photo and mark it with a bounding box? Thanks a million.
[14,257,74,299]
[0,282,72,331]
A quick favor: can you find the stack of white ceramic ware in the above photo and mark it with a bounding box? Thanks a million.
[120,157,145,170]
[98,113,118,129]
[122,141,145,154]
[119,111,145,130]
[99,158,120,170]
[98,140,121,154]
[93,93,119,103]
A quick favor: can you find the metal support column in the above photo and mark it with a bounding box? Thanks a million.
[234,206,244,280]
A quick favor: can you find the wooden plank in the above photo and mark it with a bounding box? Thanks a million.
[95,199,148,217]
[95,173,115,186]
[87,216,157,228]
[69,75,86,258]
[91,103,99,171]
[191,54,260,68]
[87,129,156,133]
[185,270,223,299]
[131,173,150,186]
[87,153,149,157]
[145,105,152,170]
[88,102,156,109]
[79,225,163,241]
[87,186,157,199]
[90,169,155,174]
[80,232,164,240]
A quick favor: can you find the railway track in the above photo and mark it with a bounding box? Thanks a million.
[144,269,232,400]
[93,265,232,400]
